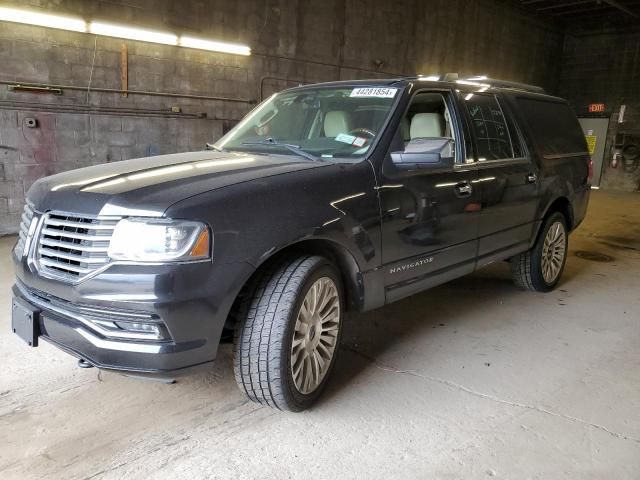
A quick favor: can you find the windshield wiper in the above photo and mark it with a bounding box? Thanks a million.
[241,138,319,162]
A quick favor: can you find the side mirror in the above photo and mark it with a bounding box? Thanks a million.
[390,137,455,172]
[390,151,454,171]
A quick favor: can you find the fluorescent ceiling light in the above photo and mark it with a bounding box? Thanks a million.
[179,36,251,56]
[89,21,177,46]
[0,6,86,32]
[465,93,474,101]
[0,7,251,56]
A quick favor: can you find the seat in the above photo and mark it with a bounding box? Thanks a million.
[324,111,351,137]
[400,117,410,143]
[409,113,444,139]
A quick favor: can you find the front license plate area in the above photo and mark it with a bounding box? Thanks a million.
[11,297,40,347]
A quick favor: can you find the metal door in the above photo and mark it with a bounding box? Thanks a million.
[578,118,609,187]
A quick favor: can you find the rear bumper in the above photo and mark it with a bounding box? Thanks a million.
[572,184,591,230]
[12,253,254,375]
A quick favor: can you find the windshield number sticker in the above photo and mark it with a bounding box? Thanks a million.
[335,133,368,147]
[350,87,397,98]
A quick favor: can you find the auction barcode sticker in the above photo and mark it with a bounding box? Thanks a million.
[350,87,398,98]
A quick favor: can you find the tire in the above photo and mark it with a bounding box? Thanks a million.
[233,255,344,411]
[510,212,568,292]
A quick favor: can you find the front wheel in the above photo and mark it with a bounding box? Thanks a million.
[233,255,343,411]
[510,212,568,292]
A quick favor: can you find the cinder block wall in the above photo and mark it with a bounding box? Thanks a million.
[559,27,640,191]
[0,0,564,234]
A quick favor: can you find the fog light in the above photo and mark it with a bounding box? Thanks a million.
[114,321,165,340]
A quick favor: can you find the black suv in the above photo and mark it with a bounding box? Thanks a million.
[11,76,591,411]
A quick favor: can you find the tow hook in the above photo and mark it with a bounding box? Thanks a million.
[77,359,94,369]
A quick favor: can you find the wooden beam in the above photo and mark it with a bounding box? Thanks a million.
[120,43,128,98]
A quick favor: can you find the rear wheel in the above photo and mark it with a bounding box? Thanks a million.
[233,255,343,411]
[510,212,568,292]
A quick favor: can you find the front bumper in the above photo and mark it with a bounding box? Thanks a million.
[13,253,253,375]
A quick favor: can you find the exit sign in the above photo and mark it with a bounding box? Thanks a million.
[588,103,606,113]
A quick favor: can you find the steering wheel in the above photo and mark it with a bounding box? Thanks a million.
[348,128,376,140]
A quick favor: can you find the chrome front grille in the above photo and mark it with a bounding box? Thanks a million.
[14,202,34,258]
[35,213,120,282]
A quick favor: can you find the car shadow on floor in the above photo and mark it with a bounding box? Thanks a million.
[318,258,590,408]
[127,257,591,411]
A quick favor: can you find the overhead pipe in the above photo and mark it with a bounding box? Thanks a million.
[0,80,256,104]
[0,100,207,119]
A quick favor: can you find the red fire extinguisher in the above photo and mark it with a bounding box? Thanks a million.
[611,151,621,168]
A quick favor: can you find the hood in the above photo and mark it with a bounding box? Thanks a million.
[28,151,326,217]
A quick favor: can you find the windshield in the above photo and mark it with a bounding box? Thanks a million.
[215,85,401,160]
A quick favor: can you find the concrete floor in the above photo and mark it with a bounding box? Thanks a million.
[1,190,639,479]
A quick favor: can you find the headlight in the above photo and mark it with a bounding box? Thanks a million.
[108,218,211,262]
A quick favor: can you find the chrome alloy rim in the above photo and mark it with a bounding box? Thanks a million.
[541,221,566,283]
[290,277,340,395]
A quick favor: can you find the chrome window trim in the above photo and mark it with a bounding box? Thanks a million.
[543,151,589,160]
[452,156,532,172]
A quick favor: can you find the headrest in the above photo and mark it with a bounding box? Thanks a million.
[324,111,351,137]
[410,113,444,139]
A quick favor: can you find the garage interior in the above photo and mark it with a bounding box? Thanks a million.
[0,0,639,478]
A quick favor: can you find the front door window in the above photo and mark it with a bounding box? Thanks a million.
[399,92,457,162]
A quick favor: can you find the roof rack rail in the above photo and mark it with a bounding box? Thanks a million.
[413,74,545,94]
[481,78,545,94]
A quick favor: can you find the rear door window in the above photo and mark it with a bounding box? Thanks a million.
[515,98,587,156]
[463,94,513,161]
[502,102,525,158]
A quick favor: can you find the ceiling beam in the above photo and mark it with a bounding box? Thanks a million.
[549,5,612,15]
[601,0,639,17]
[538,0,594,11]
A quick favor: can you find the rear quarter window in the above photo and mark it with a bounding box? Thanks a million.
[516,98,587,157]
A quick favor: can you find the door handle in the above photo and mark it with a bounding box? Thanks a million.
[526,173,538,184]
[454,181,472,198]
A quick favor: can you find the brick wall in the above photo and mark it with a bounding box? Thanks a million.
[0,0,564,234]
[559,27,640,191]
